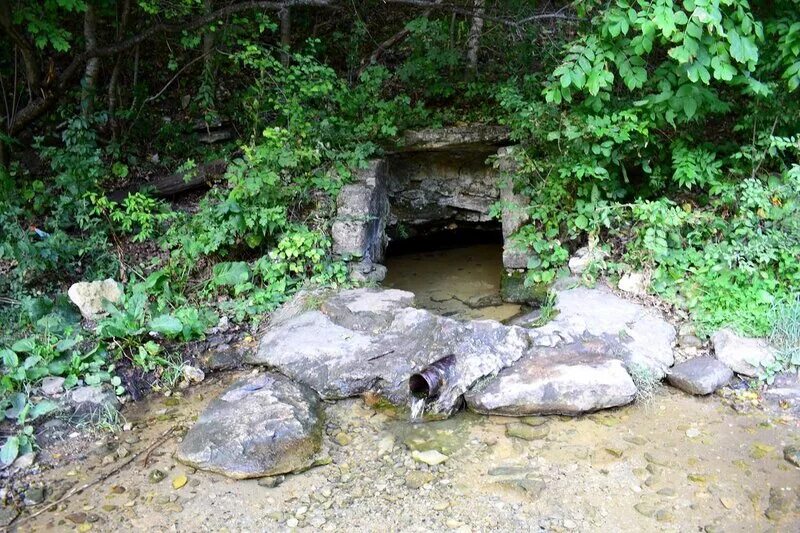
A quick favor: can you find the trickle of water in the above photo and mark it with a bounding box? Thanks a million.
[409,396,426,422]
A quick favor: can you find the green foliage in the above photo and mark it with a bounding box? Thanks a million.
[499,0,800,336]
[761,295,800,382]
[87,192,174,243]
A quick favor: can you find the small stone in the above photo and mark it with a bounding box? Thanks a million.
[411,449,448,466]
[687,474,707,483]
[618,272,647,294]
[172,475,188,489]
[110,485,126,494]
[634,502,657,517]
[520,416,547,427]
[783,445,800,467]
[334,432,352,446]
[148,470,166,484]
[750,443,775,459]
[719,497,736,509]
[377,436,395,456]
[657,488,676,497]
[286,517,299,528]
[433,501,449,511]
[23,486,45,506]
[667,357,732,395]
[765,487,794,520]
[506,423,549,441]
[655,509,674,522]
[40,376,66,396]
[77,524,93,533]
[605,447,624,458]
[116,445,130,459]
[182,365,205,384]
[446,519,463,529]
[685,428,701,438]
[258,476,284,488]
[67,512,88,524]
[405,471,434,489]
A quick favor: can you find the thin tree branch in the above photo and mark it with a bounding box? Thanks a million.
[8,0,337,135]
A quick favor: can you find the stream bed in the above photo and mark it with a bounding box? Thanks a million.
[14,371,800,532]
[8,251,800,531]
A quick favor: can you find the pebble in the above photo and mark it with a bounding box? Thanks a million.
[405,471,435,489]
[172,475,188,490]
[149,469,166,483]
[411,449,448,466]
[258,476,284,488]
[334,432,352,446]
[782,445,800,467]
[286,517,299,528]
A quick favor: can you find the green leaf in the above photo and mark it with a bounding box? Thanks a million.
[148,315,183,337]
[1,348,18,368]
[30,400,58,420]
[0,436,20,465]
[574,214,589,230]
[212,262,251,287]
[11,338,36,353]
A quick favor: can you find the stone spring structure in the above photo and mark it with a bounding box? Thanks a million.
[331,125,533,286]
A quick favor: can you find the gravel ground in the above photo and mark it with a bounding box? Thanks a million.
[4,369,799,532]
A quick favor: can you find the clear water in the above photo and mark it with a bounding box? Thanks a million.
[384,243,521,321]
[409,395,426,422]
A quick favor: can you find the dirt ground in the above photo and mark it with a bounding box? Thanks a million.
[5,367,799,532]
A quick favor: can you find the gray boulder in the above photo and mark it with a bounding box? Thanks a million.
[176,373,322,479]
[666,357,733,395]
[249,288,530,417]
[465,343,638,416]
[67,279,123,320]
[711,328,775,377]
[534,285,676,378]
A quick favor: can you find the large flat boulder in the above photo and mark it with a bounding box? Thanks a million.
[176,373,322,479]
[249,288,530,417]
[465,343,638,416]
[533,285,676,378]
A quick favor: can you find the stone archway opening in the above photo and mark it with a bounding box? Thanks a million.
[331,126,539,317]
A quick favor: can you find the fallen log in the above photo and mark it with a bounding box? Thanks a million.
[108,159,227,201]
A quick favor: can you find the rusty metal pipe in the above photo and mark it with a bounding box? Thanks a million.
[409,355,456,400]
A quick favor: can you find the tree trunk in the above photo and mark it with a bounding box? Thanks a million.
[465,0,485,75]
[82,2,100,117]
[108,0,131,139]
[108,159,228,201]
[280,7,291,66]
[0,0,40,95]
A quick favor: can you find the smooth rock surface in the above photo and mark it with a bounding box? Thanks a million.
[177,373,322,479]
[466,344,638,416]
[533,285,676,378]
[67,279,123,320]
[250,288,530,416]
[711,328,775,377]
[667,357,732,395]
